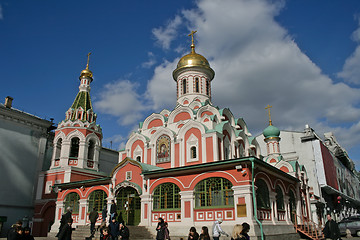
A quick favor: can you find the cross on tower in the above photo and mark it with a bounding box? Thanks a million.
[265,104,273,126]
[188,30,197,45]
[86,52,91,69]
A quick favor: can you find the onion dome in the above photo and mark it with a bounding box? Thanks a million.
[79,52,93,80]
[173,31,214,80]
[263,125,280,138]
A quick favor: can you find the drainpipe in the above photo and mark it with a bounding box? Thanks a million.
[249,158,264,240]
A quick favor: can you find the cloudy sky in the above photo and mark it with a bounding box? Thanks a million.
[1,0,360,169]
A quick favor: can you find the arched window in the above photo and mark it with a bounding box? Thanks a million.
[191,146,197,159]
[69,137,80,158]
[136,156,141,162]
[255,179,270,209]
[276,185,284,210]
[55,138,62,160]
[64,192,80,214]
[153,183,181,210]
[194,177,234,208]
[88,190,107,212]
[183,79,187,94]
[206,81,210,96]
[195,78,199,93]
[88,140,95,160]
[289,190,296,222]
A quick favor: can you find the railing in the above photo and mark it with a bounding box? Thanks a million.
[257,208,271,220]
[293,213,324,240]
[277,210,286,221]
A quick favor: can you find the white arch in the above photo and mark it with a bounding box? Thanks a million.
[167,106,194,124]
[142,113,165,130]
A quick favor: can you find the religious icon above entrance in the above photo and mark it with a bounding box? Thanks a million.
[156,135,170,163]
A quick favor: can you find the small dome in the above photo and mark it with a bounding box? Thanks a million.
[80,68,93,79]
[263,125,280,138]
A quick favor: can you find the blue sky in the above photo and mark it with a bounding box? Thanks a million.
[1,0,360,170]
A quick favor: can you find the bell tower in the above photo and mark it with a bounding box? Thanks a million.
[173,31,215,106]
[50,53,102,175]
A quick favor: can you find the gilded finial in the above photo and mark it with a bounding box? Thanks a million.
[86,52,91,70]
[265,104,273,126]
[188,30,197,53]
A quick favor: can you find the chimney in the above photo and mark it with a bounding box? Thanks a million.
[4,96,13,108]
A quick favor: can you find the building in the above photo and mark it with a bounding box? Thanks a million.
[32,35,315,239]
[256,124,360,226]
[0,97,54,237]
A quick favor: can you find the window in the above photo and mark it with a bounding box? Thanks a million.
[55,139,62,160]
[45,181,53,194]
[194,177,234,208]
[64,192,80,214]
[88,190,107,212]
[195,78,199,93]
[255,179,270,209]
[276,185,284,210]
[191,146,197,159]
[88,140,95,160]
[126,171,132,180]
[69,137,80,158]
[136,156,141,162]
[153,183,181,210]
[206,81,210,96]
[183,79,187,94]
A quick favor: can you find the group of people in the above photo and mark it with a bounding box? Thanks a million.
[155,217,250,240]
[7,220,34,240]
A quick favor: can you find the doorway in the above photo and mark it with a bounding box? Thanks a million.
[116,187,141,225]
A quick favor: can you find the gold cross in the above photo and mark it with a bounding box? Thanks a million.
[86,52,91,69]
[265,104,273,126]
[188,30,197,45]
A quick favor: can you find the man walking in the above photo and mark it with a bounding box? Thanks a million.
[212,218,229,240]
[89,207,99,237]
[323,214,340,240]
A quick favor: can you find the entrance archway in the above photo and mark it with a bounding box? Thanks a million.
[116,187,141,225]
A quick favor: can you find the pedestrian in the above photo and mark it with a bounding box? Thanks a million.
[164,222,170,240]
[102,205,108,223]
[89,207,99,237]
[231,224,245,240]
[99,221,107,239]
[241,223,250,240]
[118,222,130,240]
[110,200,117,221]
[58,218,73,240]
[7,220,22,240]
[8,225,23,240]
[212,218,229,240]
[156,217,165,240]
[23,227,35,240]
[199,226,210,240]
[322,214,340,240]
[109,217,120,240]
[100,227,113,240]
[56,207,72,237]
[188,226,199,240]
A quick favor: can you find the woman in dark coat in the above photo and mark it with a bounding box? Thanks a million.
[57,218,73,240]
[188,227,199,240]
[199,226,210,240]
[156,218,165,240]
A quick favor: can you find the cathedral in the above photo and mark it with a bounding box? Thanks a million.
[32,33,320,239]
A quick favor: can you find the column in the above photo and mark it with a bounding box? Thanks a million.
[78,140,87,168]
[232,185,253,222]
[78,199,88,225]
[140,194,152,226]
[269,191,277,224]
[53,201,64,230]
[283,195,290,223]
[180,191,194,223]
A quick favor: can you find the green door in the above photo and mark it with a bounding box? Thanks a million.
[116,187,141,225]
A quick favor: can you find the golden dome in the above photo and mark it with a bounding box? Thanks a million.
[173,43,214,80]
[79,52,93,80]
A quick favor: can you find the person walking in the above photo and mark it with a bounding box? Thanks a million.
[89,207,99,237]
[212,218,229,240]
[231,224,245,240]
[23,227,35,240]
[118,222,130,240]
[57,218,73,240]
[109,217,120,240]
[156,218,165,240]
[323,214,340,240]
[188,227,199,240]
[100,227,114,240]
[7,220,22,240]
[199,226,210,240]
[241,223,250,240]
[110,200,117,221]
[164,222,170,240]
[56,207,72,237]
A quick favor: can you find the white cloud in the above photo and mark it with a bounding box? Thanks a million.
[94,80,149,126]
[152,15,182,49]
[147,0,360,151]
[142,52,157,68]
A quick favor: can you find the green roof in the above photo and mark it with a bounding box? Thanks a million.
[70,91,93,120]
